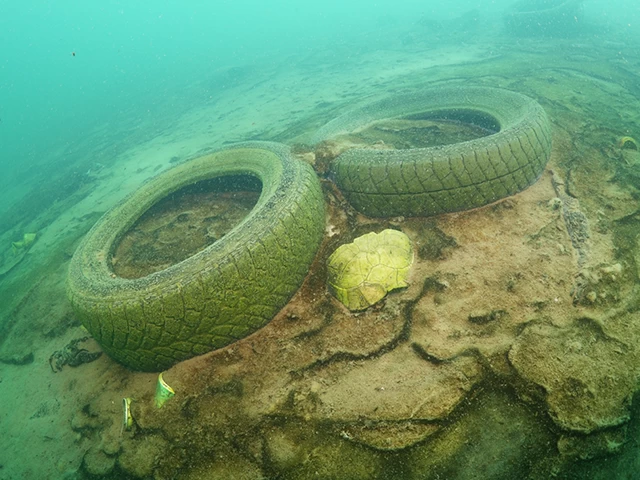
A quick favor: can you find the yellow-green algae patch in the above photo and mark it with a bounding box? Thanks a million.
[327,229,413,311]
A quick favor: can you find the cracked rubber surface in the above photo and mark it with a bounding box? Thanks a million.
[313,86,552,217]
[67,142,326,371]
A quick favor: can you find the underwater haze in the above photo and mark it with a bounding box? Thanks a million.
[3,0,640,479]
[0,1,462,176]
[0,0,637,187]
[0,1,520,184]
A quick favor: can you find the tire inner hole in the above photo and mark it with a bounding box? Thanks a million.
[341,109,499,149]
[111,174,262,279]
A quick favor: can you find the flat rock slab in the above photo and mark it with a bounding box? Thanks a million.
[407,174,578,371]
[509,315,640,433]
[306,343,483,423]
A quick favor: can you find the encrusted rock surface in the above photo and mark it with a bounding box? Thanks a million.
[509,313,640,433]
[5,41,640,480]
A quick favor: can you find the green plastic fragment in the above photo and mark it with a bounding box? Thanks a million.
[327,229,413,311]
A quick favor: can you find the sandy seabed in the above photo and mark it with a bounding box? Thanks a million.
[2,23,640,480]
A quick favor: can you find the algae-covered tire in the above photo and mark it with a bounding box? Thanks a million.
[67,142,325,372]
[312,86,552,217]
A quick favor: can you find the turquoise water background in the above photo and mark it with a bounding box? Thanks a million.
[1,0,635,195]
[2,1,640,479]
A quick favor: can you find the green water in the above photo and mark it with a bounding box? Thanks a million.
[2,1,640,479]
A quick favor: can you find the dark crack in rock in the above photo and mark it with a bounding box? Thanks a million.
[552,170,590,267]
[302,343,483,430]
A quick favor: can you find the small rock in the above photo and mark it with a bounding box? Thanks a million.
[100,430,122,456]
[468,309,507,325]
[296,152,316,166]
[71,409,102,433]
[0,352,34,365]
[600,263,622,276]
[557,427,627,460]
[118,435,167,478]
[83,445,115,476]
[548,197,563,210]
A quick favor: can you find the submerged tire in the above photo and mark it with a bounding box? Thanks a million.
[67,142,325,371]
[313,86,552,217]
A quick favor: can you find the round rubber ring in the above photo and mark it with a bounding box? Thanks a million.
[312,86,552,217]
[67,142,325,371]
